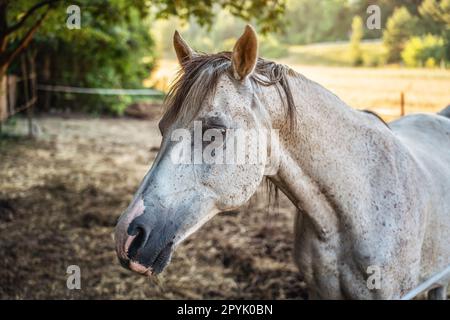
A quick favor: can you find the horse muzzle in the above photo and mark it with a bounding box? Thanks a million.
[115,198,176,275]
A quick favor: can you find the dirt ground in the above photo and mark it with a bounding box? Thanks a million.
[0,116,306,299]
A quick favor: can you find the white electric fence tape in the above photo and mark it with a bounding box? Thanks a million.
[38,85,163,96]
[401,264,450,300]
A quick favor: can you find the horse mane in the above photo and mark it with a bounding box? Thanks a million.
[159,52,299,132]
[360,109,390,129]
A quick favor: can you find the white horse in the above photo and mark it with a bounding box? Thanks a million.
[115,26,450,299]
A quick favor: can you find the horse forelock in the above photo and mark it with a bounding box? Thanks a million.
[158,52,299,133]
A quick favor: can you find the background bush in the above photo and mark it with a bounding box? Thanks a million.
[35,6,157,115]
[350,16,364,66]
[402,35,446,67]
[383,7,421,63]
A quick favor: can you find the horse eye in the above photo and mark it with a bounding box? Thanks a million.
[203,124,226,134]
[202,125,226,146]
[204,116,228,130]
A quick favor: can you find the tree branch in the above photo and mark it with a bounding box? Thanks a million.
[1,9,49,69]
[3,0,59,36]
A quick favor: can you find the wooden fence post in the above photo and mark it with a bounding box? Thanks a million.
[21,54,32,138]
[0,75,6,122]
[27,49,37,137]
[400,92,405,117]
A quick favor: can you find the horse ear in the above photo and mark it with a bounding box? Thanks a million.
[173,30,194,66]
[231,25,259,80]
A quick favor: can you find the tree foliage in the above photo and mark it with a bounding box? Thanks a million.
[34,2,156,114]
[1,0,448,117]
[0,0,61,76]
[281,0,352,45]
[152,0,287,34]
[402,34,445,67]
[382,0,450,64]
[383,7,421,63]
[418,0,450,60]
[350,16,364,66]
[0,0,289,114]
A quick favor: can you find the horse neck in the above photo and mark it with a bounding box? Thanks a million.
[264,75,396,238]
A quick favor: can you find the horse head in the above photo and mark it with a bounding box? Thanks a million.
[115,25,288,275]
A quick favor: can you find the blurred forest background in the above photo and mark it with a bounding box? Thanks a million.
[1,0,449,116]
[0,0,450,300]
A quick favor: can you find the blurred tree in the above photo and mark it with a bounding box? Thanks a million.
[155,11,288,59]
[350,0,425,38]
[0,0,61,83]
[351,0,425,18]
[278,0,427,45]
[402,34,445,67]
[418,0,450,62]
[350,16,364,66]
[383,7,421,63]
[152,0,287,34]
[419,0,450,27]
[34,2,156,114]
[282,0,352,45]
[0,0,288,115]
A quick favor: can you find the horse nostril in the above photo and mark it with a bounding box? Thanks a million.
[127,225,150,260]
[124,213,157,261]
